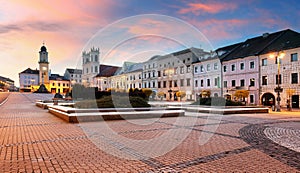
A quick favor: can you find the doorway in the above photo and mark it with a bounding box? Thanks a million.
[261,93,275,106]
[292,95,299,108]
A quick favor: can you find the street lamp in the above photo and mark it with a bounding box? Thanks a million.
[269,51,285,112]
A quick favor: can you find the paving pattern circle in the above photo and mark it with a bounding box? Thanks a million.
[239,121,300,170]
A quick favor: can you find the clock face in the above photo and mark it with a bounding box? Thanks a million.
[42,67,47,71]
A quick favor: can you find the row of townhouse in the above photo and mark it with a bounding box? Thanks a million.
[220,29,300,107]
[80,29,300,108]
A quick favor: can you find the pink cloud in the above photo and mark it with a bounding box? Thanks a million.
[184,18,248,47]
[178,2,237,15]
[0,0,118,86]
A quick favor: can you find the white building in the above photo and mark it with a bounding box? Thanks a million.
[193,52,222,99]
[153,48,209,101]
[82,47,100,87]
[64,68,82,86]
[94,64,120,91]
[110,62,142,92]
[259,29,300,108]
[19,68,39,92]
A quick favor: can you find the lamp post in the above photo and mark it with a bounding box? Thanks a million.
[269,51,285,112]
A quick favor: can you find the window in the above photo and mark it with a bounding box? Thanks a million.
[262,76,267,85]
[91,67,93,73]
[214,63,218,70]
[52,83,55,86]
[174,67,178,75]
[180,66,184,74]
[86,68,88,74]
[71,74,73,78]
[95,55,98,62]
[224,81,227,88]
[207,79,210,87]
[180,79,184,87]
[276,74,282,84]
[250,61,255,69]
[187,78,191,86]
[187,65,191,73]
[195,80,198,87]
[95,66,98,73]
[214,78,218,86]
[194,66,198,73]
[58,83,60,87]
[240,79,245,87]
[250,95,254,103]
[200,80,204,87]
[63,83,65,87]
[163,81,167,88]
[223,65,227,72]
[157,71,161,77]
[250,78,255,86]
[153,71,155,77]
[163,70,166,76]
[240,63,244,70]
[200,65,204,72]
[153,82,155,88]
[174,80,178,87]
[169,81,172,87]
[291,53,298,62]
[207,64,211,71]
[158,81,161,88]
[231,64,235,71]
[262,58,267,66]
[291,73,298,84]
[232,80,236,87]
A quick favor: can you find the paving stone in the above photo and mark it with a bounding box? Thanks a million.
[0,93,299,172]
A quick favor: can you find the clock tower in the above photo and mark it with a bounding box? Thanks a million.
[39,43,49,85]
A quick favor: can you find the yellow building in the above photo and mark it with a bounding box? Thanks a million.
[19,44,70,94]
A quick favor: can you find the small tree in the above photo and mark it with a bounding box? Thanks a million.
[142,88,153,99]
[201,89,211,98]
[234,90,249,102]
[157,91,165,100]
[176,91,186,101]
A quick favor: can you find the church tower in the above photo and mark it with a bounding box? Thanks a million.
[82,47,100,86]
[39,43,49,85]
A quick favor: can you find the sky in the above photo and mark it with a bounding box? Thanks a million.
[1,0,300,87]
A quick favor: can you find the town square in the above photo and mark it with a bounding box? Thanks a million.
[1,1,300,172]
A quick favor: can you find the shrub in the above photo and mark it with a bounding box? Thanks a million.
[192,97,243,106]
[75,95,150,108]
[176,91,186,98]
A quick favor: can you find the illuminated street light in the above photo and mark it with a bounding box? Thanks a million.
[269,51,285,112]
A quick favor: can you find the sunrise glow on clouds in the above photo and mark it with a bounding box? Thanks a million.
[0,0,299,86]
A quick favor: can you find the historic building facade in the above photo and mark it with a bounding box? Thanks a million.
[76,29,300,107]
[0,76,15,92]
[19,44,70,94]
[64,68,82,87]
[19,68,39,92]
[193,53,222,99]
[259,29,300,108]
[82,47,100,87]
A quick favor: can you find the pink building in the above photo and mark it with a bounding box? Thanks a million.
[220,31,287,105]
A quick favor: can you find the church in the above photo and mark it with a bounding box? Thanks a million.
[19,44,70,94]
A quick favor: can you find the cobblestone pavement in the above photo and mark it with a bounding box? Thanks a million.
[0,93,299,172]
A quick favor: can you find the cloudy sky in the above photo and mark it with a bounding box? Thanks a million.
[1,0,300,86]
